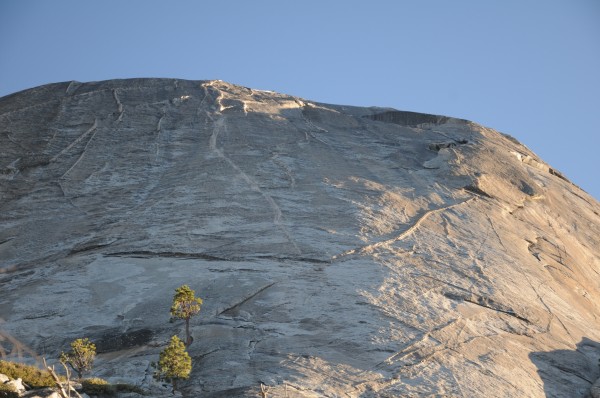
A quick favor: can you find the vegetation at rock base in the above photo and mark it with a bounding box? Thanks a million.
[59,338,96,380]
[154,335,191,394]
[1,289,204,396]
[170,285,203,346]
[0,383,19,398]
[0,360,55,388]
[65,377,145,396]
[82,377,113,395]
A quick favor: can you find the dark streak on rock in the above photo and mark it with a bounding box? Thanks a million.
[463,184,493,199]
[428,140,468,152]
[219,282,276,316]
[251,255,331,264]
[104,251,330,265]
[365,110,451,127]
[69,242,115,255]
[95,328,154,353]
[0,237,15,246]
[443,291,532,324]
[549,168,569,183]
[104,251,230,261]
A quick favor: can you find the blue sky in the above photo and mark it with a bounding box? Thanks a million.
[1,1,599,199]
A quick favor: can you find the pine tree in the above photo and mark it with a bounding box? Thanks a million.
[170,285,203,346]
[59,338,96,380]
[155,335,192,393]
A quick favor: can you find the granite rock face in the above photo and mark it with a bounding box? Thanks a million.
[0,79,599,397]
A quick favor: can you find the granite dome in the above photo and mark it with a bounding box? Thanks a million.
[1,79,599,397]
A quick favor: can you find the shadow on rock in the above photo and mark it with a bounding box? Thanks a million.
[529,337,600,398]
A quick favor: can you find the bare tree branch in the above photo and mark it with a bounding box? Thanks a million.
[44,357,71,398]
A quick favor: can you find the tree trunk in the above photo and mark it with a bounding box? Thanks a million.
[185,318,191,346]
[172,378,177,394]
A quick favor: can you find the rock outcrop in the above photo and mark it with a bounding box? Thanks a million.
[0,79,599,397]
[0,372,72,398]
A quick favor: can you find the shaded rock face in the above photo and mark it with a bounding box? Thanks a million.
[0,79,599,397]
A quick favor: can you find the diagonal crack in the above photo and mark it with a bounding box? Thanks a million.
[50,119,98,163]
[332,197,476,261]
[218,282,276,316]
[442,291,532,324]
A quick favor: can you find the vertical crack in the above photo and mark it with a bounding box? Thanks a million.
[203,82,301,255]
[112,89,124,122]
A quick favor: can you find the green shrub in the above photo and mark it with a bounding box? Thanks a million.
[0,360,55,388]
[0,383,19,398]
[82,377,115,396]
[81,378,146,396]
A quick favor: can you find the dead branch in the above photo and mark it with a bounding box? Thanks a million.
[260,383,270,398]
[60,361,83,398]
[44,357,71,398]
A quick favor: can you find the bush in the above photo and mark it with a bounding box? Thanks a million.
[81,378,146,396]
[82,377,115,395]
[0,360,55,388]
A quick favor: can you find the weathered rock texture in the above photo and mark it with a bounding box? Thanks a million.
[0,79,599,397]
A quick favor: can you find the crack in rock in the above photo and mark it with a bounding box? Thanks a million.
[218,282,276,316]
[332,197,475,260]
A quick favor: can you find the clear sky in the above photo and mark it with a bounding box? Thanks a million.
[1,1,599,199]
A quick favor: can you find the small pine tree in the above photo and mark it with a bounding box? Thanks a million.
[155,335,191,394]
[170,285,203,346]
[59,338,96,380]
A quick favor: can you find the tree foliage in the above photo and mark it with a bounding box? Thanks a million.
[59,338,96,380]
[170,285,202,346]
[155,335,191,393]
